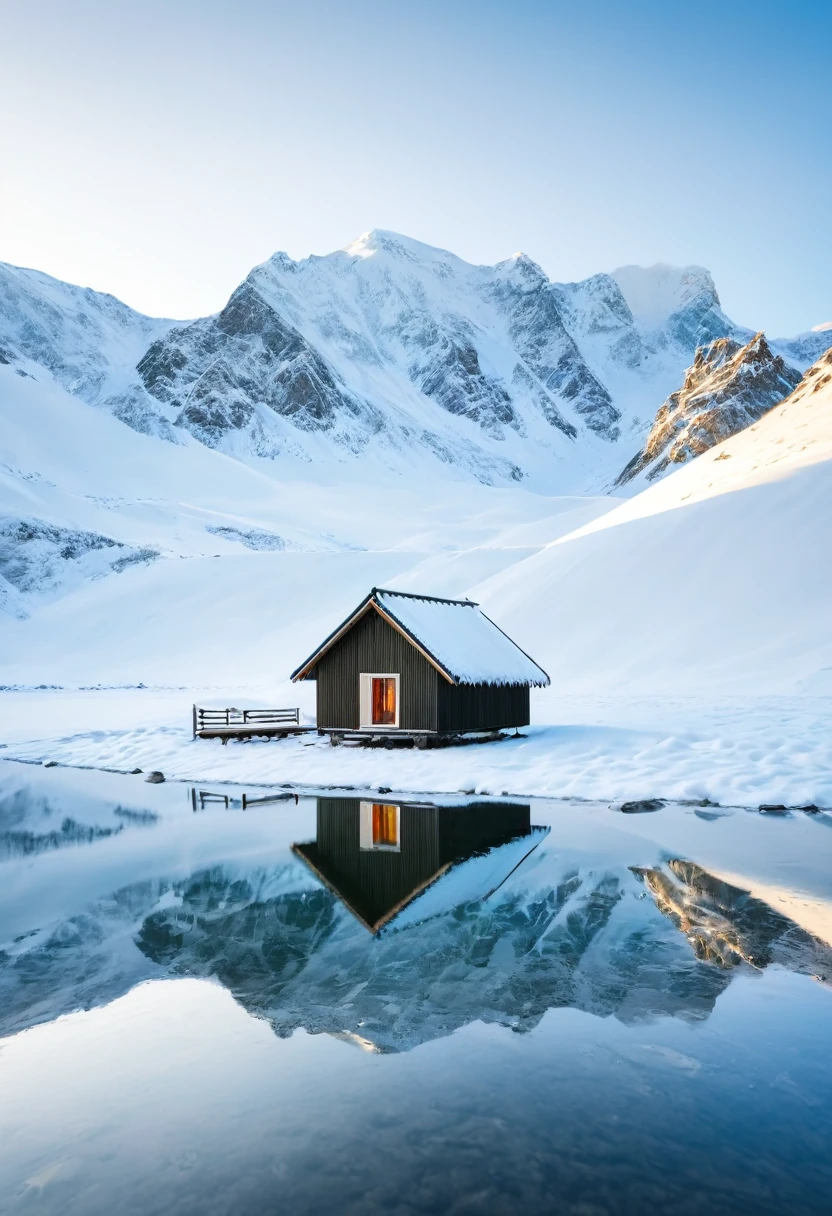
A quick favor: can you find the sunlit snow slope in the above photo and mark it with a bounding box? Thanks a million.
[478,349,832,695]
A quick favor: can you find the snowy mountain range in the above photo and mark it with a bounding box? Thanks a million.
[1,229,831,727]
[3,230,827,495]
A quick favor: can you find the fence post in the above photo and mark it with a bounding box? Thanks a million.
[192,704,197,739]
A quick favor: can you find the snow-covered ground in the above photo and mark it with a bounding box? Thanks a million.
[2,690,830,810]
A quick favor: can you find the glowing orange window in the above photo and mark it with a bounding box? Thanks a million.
[372,803,399,848]
[372,677,397,725]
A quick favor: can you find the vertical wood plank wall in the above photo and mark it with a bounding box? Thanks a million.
[312,797,443,926]
[308,607,533,732]
[313,610,440,730]
[437,682,530,732]
[296,797,534,930]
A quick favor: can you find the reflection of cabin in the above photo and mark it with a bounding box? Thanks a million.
[292,797,536,933]
[291,588,549,742]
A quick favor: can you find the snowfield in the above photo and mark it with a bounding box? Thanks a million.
[2,690,830,809]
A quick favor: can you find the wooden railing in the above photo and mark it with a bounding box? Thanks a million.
[193,705,301,737]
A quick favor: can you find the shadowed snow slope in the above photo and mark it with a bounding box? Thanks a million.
[478,348,832,695]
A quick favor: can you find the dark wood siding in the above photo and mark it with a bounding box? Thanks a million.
[437,682,529,732]
[306,797,443,928]
[313,609,440,730]
[294,797,533,931]
[436,800,531,857]
[309,605,531,733]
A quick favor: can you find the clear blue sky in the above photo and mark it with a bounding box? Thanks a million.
[2,0,829,333]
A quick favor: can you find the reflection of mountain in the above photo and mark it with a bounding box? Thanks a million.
[635,860,831,976]
[2,796,831,1052]
[0,783,157,860]
[137,857,733,1052]
[292,798,542,933]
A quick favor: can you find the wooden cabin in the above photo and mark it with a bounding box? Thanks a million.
[291,588,549,741]
[292,796,539,933]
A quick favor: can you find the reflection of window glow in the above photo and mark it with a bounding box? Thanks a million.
[373,803,398,848]
[359,800,400,851]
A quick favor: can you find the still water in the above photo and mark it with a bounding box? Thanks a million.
[1,760,831,1214]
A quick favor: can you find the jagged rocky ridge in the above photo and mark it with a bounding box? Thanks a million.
[0,236,757,488]
[616,332,802,485]
[1,233,829,491]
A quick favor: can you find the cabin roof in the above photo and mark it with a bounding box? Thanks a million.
[291,587,550,687]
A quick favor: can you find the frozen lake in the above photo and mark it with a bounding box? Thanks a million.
[1,760,831,1214]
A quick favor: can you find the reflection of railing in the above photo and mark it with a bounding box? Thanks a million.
[191,788,231,811]
[242,791,298,809]
[190,787,299,812]
[192,705,310,742]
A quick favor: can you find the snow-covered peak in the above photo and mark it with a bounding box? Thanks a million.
[611,263,719,330]
[492,251,548,289]
[5,232,826,499]
[341,228,459,265]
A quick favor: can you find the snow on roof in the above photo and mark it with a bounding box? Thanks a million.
[291,588,550,686]
[376,589,549,686]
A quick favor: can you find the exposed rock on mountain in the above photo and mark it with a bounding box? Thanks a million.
[0,517,158,617]
[487,255,612,436]
[616,332,801,485]
[137,279,384,453]
[635,859,830,973]
[552,272,644,371]
[2,234,829,494]
[0,261,172,403]
[794,344,832,396]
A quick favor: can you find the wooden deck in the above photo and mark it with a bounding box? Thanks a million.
[192,707,520,748]
[324,727,514,748]
[192,705,315,743]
